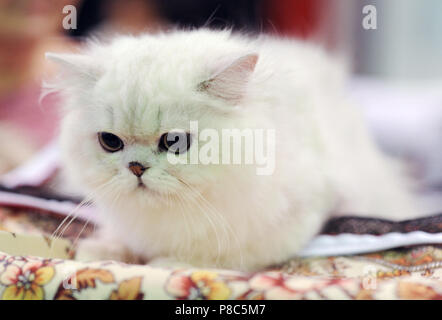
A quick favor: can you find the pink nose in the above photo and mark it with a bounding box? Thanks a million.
[128,162,147,177]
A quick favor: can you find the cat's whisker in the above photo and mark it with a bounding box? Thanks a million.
[71,179,125,257]
[51,196,92,243]
[70,186,118,252]
[179,189,223,266]
[70,216,91,255]
[174,192,193,259]
[167,190,194,260]
[178,177,244,269]
[51,177,117,249]
[196,193,244,268]
[179,184,240,267]
[55,199,94,241]
[190,194,231,264]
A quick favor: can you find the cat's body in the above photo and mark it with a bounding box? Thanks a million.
[48,29,416,271]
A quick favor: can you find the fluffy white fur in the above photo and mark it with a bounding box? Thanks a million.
[47,29,417,271]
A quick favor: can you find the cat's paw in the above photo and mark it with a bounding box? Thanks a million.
[75,238,140,264]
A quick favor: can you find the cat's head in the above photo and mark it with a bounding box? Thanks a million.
[47,32,260,208]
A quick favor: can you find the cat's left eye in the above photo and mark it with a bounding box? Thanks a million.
[98,132,124,152]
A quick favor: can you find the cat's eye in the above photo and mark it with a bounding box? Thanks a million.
[98,132,124,152]
[159,132,192,155]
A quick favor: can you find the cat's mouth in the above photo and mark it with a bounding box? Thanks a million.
[137,180,146,188]
[134,178,163,197]
[135,180,163,198]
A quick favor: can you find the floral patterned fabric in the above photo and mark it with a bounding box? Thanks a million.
[0,206,442,300]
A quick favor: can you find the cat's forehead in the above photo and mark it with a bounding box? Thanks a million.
[87,37,222,137]
[91,77,200,139]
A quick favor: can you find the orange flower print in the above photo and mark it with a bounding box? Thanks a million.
[110,277,144,300]
[0,261,54,300]
[166,271,231,300]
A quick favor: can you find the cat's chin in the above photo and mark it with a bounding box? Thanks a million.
[134,183,160,197]
[136,182,149,192]
[131,184,176,207]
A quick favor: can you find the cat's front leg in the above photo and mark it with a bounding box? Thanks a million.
[147,256,194,269]
[75,236,141,264]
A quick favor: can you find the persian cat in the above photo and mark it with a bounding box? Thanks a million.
[47,29,416,271]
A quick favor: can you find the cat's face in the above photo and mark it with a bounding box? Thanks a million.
[52,36,258,208]
[61,81,217,206]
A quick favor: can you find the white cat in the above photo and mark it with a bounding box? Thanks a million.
[46,29,417,271]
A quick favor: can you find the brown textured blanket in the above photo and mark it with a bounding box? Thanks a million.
[0,185,442,300]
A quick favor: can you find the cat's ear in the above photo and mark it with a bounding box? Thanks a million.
[45,52,101,81]
[199,54,258,104]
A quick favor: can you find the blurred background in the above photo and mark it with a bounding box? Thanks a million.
[0,0,441,209]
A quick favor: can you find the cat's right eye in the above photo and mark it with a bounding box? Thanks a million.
[158,132,191,155]
[98,132,124,152]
